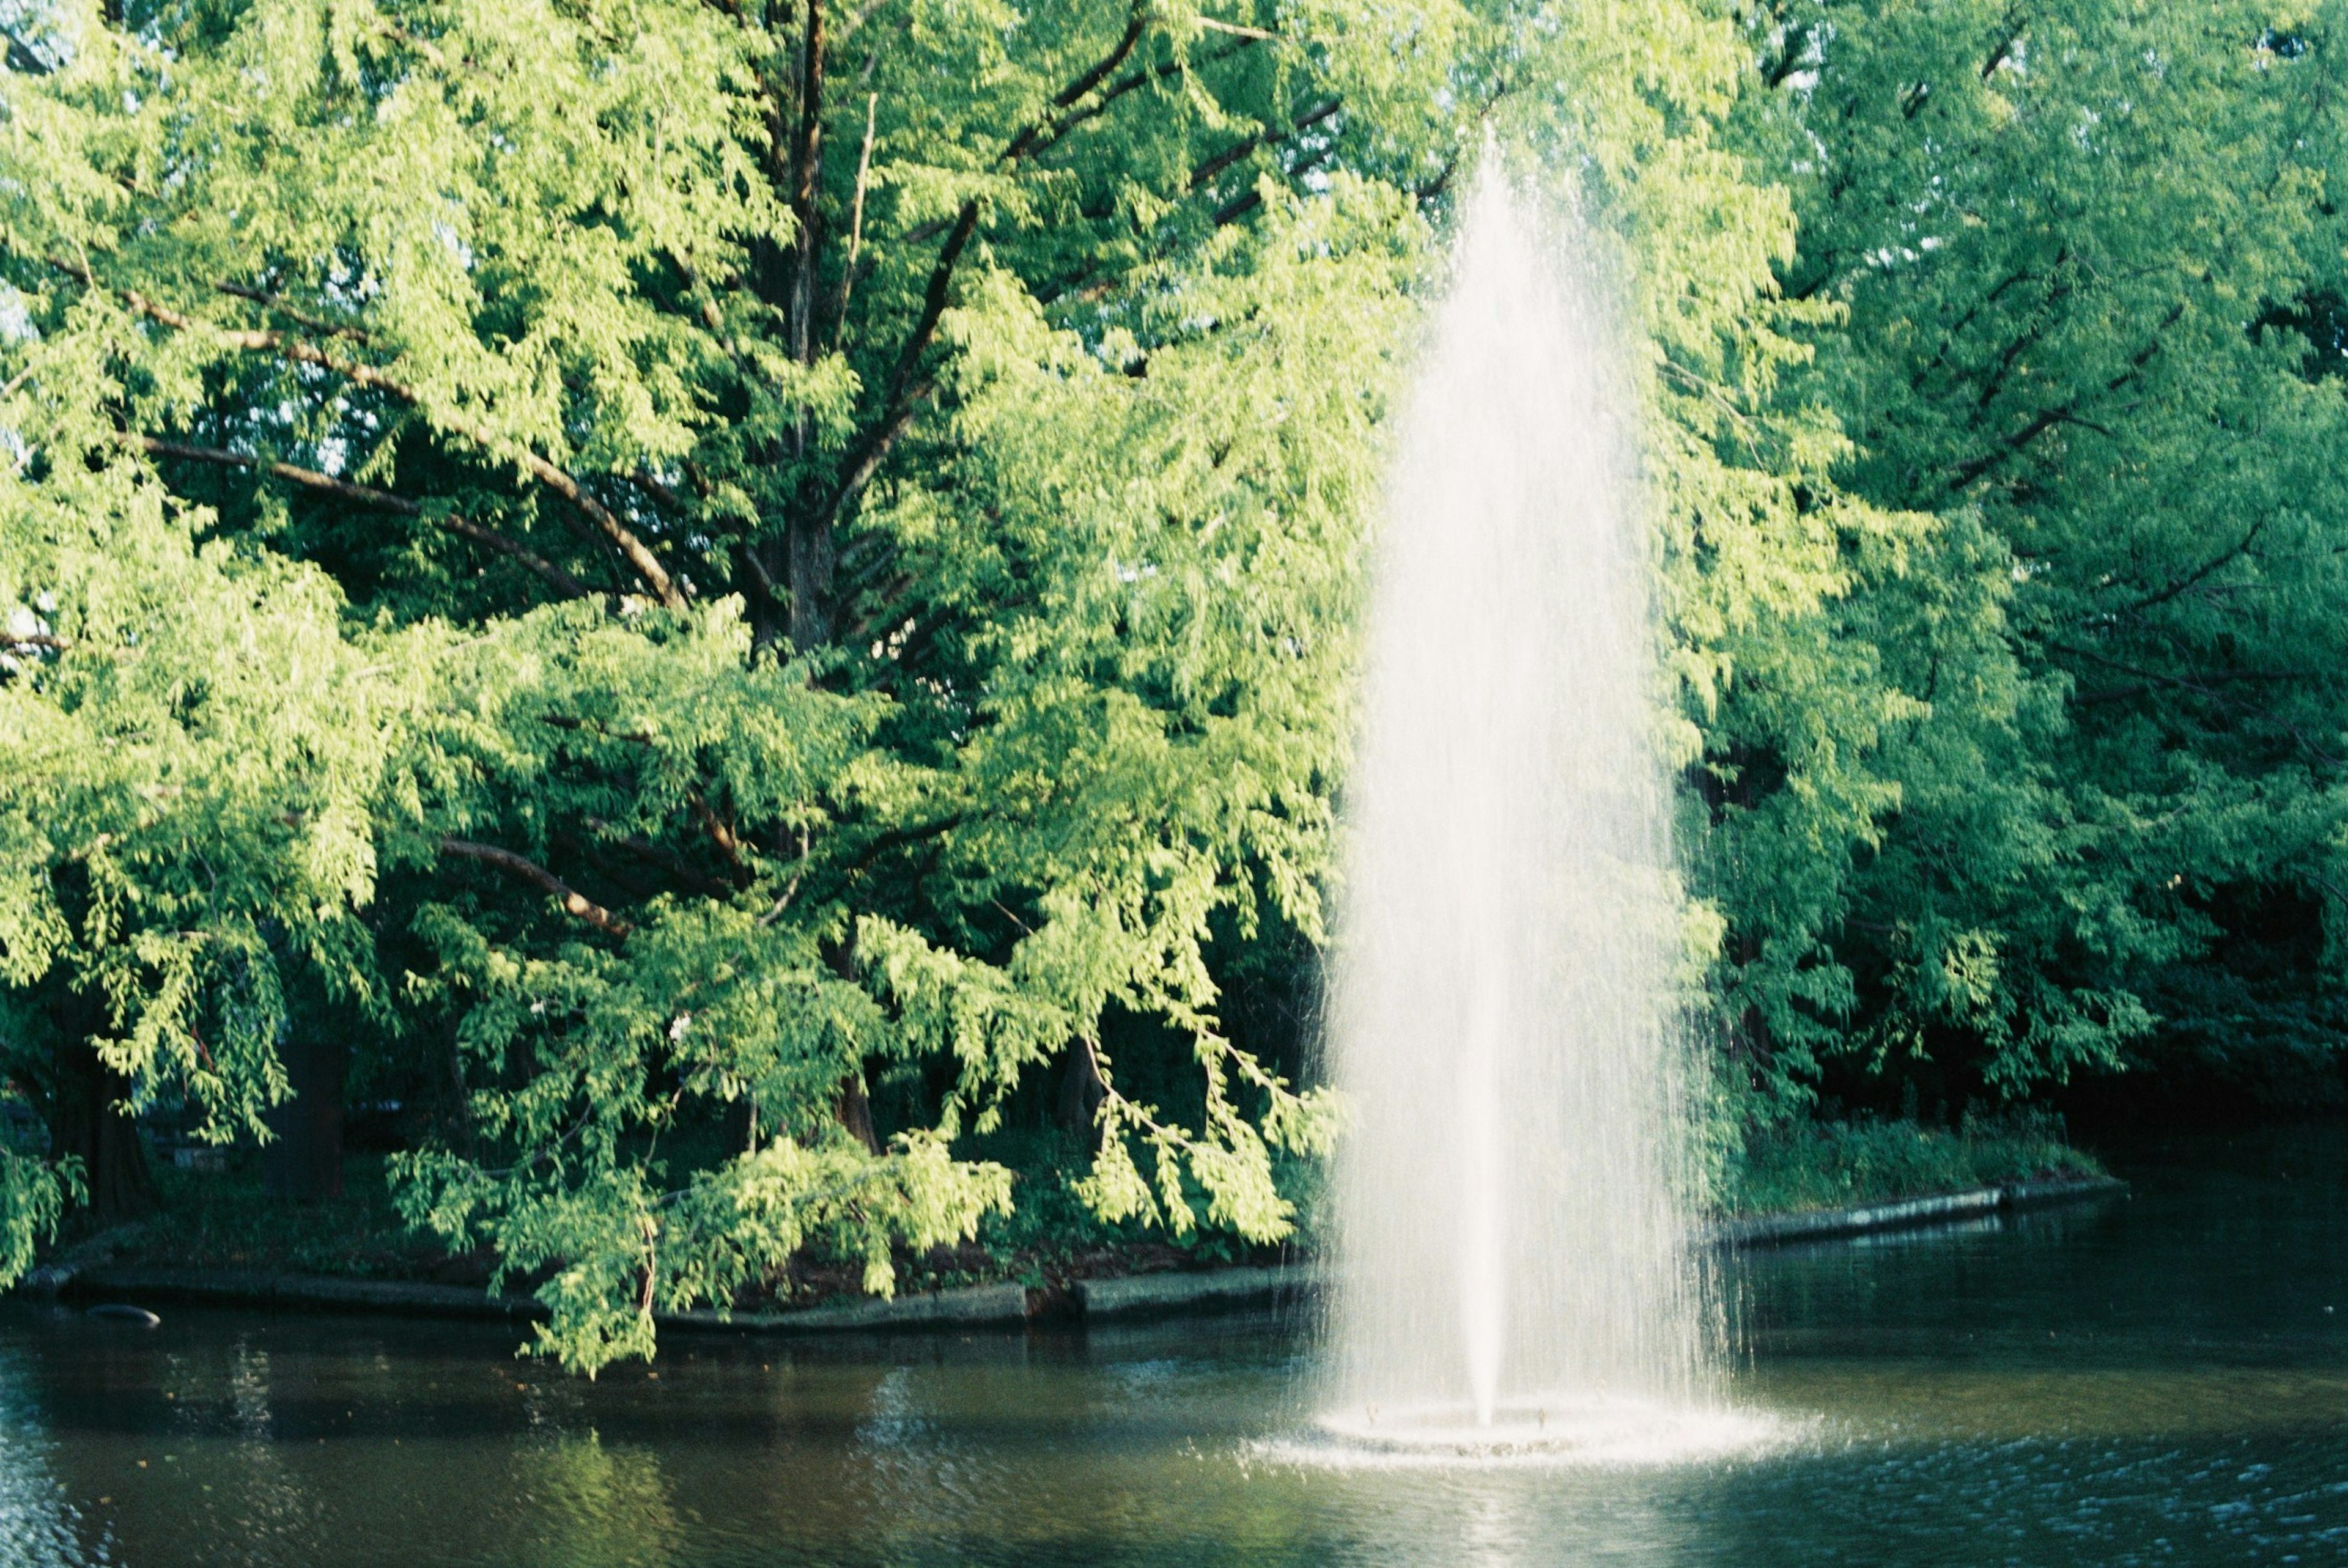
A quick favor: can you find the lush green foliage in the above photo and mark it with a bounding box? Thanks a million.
[1700,1,2348,1112]
[1722,1109,2099,1218]
[6,0,2346,1369]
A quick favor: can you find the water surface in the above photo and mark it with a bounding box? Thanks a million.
[4,1127,2342,1567]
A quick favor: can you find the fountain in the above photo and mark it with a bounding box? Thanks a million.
[1315,165,1736,1462]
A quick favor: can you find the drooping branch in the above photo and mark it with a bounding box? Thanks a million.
[438,837,633,936]
[132,436,594,600]
[38,251,685,609]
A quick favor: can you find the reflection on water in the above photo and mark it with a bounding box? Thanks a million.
[1,1127,2342,1567]
[497,1434,682,1568]
[0,1344,87,1568]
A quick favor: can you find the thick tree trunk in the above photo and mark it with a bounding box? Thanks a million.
[262,1029,346,1202]
[50,1004,156,1226]
[787,515,836,650]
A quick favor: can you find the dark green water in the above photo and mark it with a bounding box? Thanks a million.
[3,1127,2342,1567]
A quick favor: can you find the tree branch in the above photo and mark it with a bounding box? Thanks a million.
[821,190,969,528]
[536,715,751,873]
[438,837,633,936]
[2107,518,2267,619]
[42,251,684,609]
[213,281,372,345]
[1981,15,2026,81]
[1762,21,1814,89]
[5,32,56,74]
[1189,98,1340,191]
[827,92,880,345]
[1946,300,2184,493]
[788,0,829,370]
[583,817,739,900]
[810,14,1263,576]
[132,436,594,600]
[2056,642,2309,704]
[1011,36,1260,164]
[821,378,933,533]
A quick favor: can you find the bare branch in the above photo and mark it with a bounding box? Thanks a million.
[1195,17,1278,42]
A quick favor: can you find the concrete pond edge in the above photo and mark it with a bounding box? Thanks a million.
[31,1173,2127,1336]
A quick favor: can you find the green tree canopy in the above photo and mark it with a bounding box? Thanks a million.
[1706,0,2348,1103]
[13,0,2347,1370]
[2,0,1844,1367]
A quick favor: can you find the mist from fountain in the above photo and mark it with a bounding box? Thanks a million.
[1315,166,1732,1462]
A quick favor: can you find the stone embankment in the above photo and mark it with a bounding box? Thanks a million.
[32,1174,2125,1334]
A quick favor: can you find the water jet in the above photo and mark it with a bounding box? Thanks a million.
[1316,164,1721,1462]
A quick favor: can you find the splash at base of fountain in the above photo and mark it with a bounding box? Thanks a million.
[1304,1396,1784,1468]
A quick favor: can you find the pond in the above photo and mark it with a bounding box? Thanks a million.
[3,1126,2342,1567]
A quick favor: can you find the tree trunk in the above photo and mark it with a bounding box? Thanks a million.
[50,996,156,1226]
[723,1094,760,1155]
[835,1070,880,1154]
[1057,1036,1109,1144]
[262,1029,345,1202]
[786,514,836,651]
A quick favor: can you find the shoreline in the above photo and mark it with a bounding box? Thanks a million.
[25,1172,2127,1335]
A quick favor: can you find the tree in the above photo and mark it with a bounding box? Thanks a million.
[1719,0,2348,1105]
[4,0,1982,1368]
[0,385,415,1237]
